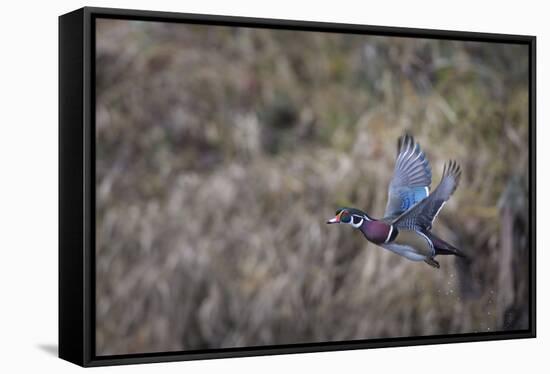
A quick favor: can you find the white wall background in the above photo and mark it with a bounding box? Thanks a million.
[0,0,546,372]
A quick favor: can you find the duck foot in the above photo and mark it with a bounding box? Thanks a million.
[424,258,440,268]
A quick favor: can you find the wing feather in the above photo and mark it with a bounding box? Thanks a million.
[392,160,462,230]
[384,134,432,219]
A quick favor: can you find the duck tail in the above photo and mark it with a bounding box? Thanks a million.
[436,245,467,258]
[426,231,468,259]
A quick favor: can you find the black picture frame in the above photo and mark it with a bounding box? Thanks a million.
[59,6,537,367]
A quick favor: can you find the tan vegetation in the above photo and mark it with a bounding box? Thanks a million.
[95,19,530,355]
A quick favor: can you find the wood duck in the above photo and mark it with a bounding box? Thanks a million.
[326,134,466,268]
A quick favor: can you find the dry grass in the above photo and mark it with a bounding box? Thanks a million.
[95,19,530,355]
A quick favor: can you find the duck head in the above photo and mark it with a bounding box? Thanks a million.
[327,207,397,245]
[326,207,371,228]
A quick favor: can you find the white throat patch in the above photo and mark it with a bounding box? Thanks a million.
[351,217,364,228]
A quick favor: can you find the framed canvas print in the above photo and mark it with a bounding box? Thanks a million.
[59,6,536,367]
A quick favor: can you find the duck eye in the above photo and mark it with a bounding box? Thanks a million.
[341,213,351,223]
[352,216,362,225]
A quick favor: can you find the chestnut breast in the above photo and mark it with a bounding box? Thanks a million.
[360,220,392,244]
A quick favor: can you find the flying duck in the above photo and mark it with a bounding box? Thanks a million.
[326,134,466,268]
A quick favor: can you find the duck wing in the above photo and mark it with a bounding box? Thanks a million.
[392,160,461,230]
[384,134,432,220]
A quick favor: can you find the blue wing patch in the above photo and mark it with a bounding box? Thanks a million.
[399,186,429,212]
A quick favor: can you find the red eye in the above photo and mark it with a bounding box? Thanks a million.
[341,212,351,223]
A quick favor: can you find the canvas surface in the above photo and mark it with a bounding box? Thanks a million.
[95,18,530,355]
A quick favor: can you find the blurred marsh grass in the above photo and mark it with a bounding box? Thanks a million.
[95,19,530,355]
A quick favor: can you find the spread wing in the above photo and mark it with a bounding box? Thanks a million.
[384,134,432,220]
[392,160,461,230]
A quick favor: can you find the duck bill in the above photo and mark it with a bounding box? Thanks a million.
[326,213,341,224]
